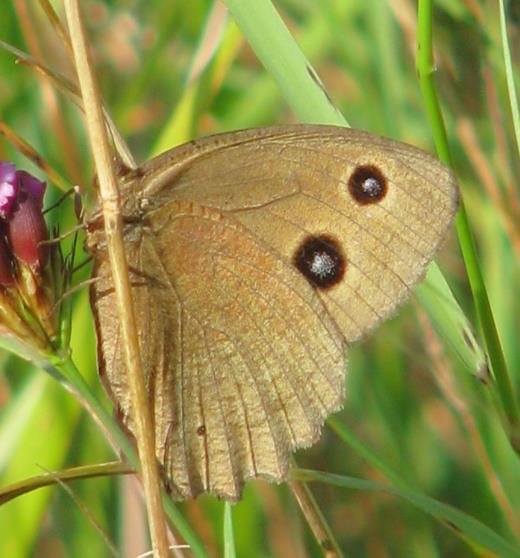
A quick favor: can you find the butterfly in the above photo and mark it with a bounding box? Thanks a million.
[86,124,458,501]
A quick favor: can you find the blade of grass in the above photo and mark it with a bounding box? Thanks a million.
[223,503,236,558]
[222,0,346,125]
[415,265,487,380]
[288,474,345,558]
[0,38,136,169]
[328,415,413,491]
[0,461,131,505]
[498,0,520,159]
[153,1,232,153]
[416,0,520,453]
[292,468,520,558]
[0,372,82,557]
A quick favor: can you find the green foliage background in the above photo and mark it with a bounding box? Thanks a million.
[0,1,518,557]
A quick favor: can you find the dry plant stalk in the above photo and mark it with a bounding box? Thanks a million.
[288,478,345,558]
[62,1,171,556]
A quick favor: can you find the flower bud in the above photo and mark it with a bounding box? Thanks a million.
[0,164,49,271]
[0,161,57,353]
[7,187,49,270]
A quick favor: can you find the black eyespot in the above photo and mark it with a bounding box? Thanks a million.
[293,234,346,289]
[197,425,206,436]
[348,165,387,204]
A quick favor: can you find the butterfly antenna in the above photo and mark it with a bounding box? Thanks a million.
[39,223,86,245]
[50,276,98,315]
[43,185,81,215]
[71,256,93,276]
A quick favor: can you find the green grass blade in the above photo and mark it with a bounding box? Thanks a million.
[415,266,487,377]
[0,373,82,557]
[498,0,520,158]
[224,502,237,558]
[416,0,520,451]
[292,468,520,558]
[223,0,347,125]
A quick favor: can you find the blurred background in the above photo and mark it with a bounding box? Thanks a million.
[0,1,518,557]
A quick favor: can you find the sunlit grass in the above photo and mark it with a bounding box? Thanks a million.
[0,1,518,557]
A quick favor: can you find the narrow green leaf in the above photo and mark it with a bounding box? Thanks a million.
[292,469,520,558]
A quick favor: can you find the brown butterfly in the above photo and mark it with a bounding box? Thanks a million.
[86,125,458,501]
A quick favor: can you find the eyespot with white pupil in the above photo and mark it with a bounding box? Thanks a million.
[293,234,346,289]
[348,165,387,204]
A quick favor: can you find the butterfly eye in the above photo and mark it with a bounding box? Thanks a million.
[293,234,346,289]
[348,164,387,204]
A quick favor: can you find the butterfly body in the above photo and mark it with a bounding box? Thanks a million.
[87,125,458,500]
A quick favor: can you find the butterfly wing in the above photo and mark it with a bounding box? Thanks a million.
[90,202,345,500]
[141,125,458,342]
[90,125,458,500]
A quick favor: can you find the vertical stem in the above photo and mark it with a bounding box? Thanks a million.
[63,2,171,556]
[289,466,345,558]
[416,0,520,452]
[223,503,237,558]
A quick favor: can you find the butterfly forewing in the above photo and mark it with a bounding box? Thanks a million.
[89,125,458,500]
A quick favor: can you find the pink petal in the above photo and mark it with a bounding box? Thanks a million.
[17,170,46,207]
[0,162,18,219]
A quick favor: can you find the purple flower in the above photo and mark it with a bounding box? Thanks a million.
[0,162,57,350]
[17,170,46,206]
[0,161,48,272]
[0,162,18,219]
